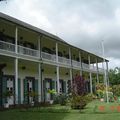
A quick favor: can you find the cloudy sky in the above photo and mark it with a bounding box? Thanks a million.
[0,0,120,68]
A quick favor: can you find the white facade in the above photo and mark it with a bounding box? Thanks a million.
[0,12,108,106]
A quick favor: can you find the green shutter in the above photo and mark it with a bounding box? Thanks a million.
[51,80,55,100]
[52,80,55,90]
[35,79,38,102]
[2,76,7,104]
[18,79,21,104]
[63,81,66,93]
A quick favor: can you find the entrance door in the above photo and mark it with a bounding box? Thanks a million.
[44,78,52,101]
[46,81,50,101]
[59,79,64,93]
[24,77,35,104]
[7,77,14,105]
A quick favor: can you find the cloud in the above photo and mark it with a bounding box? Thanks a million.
[1,0,120,68]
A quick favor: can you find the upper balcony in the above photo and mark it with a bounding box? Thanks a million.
[0,40,105,74]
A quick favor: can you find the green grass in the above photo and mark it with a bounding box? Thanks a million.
[1,101,120,120]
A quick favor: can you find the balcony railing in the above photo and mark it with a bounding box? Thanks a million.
[18,45,39,58]
[41,52,56,62]
[82,63,89,70]
[0,40,106,74]
[58,56,71,65]
[98,68,104,73]
[72,60,81,68]
[90,66,97,72]
[0,40,15,52]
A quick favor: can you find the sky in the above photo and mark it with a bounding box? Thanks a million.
[0,0,120,69]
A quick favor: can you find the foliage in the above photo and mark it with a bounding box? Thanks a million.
[47,89,57,94]
[71,94,92,109]
[96,83,113,102]
[112,84,120,96]
[53,94,68,105]
[109,67,120,85]
[104,92,114,102]
[21,107,70,113]
[3,90,13,98]
[24,91,38,103]
[72,75,86,96]
[28,91,38,98]
[71,75,92,109]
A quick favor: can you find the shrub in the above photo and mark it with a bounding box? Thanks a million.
[71,94,92,109]
[53,94,68,105]
[112,84,120,96]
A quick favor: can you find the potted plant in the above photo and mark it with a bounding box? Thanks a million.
[28,91,38,106]
[47,89,56,104]
[3,90,14,108]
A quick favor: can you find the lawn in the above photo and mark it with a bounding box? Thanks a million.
[0,101,120,120]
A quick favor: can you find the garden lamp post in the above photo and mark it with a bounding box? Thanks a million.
[101,40,109,103]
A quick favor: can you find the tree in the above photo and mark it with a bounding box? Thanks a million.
[72,75,86,96]
[71,75,92,109]
[109,67,120,85]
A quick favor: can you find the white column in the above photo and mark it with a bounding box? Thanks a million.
[15,26,18,53]
[56,42,58,63]
[41,64,43,101]
[38,35,41,58]
[56,66,60,93]
[38,63,41,102]
[96,58,99,83]
[56,42,60,94]
[15,26,18,104]
[54,79,56,91]
[15,58,18,104]
[69,47,72,65]
[79,52,82,76]
[70,68,72,85]
[106,61,109,86]
[88,55,93,93]
[102,62,106,84]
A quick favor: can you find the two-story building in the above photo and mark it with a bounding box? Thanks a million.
[0,12,108,107]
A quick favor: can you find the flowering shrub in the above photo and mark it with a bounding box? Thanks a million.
[71,75,92,109]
